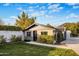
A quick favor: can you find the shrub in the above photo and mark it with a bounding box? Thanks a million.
[0,35,5,43]
[55,31,64,44]
[16,36,22,41]
[70,32,78,37]
[39,35,55,44]
[11,35,22,42]
[0,25,22,31]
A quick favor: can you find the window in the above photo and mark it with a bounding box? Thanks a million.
[41,31,48,35]
[27,32,31,36]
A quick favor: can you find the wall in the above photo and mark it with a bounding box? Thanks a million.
[66,30,79,40]
[25,30,54,41]
[25,25,55,41]
[37,30,54,36]
[0,31,23,42]
[63,30,79,44]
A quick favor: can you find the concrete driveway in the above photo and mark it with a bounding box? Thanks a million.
[65,39,79,55]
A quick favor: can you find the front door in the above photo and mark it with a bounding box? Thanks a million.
[33,31,37,41]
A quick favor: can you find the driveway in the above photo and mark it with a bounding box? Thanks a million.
[65,39,79,55]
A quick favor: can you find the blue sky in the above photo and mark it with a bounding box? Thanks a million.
[0,3,79,26]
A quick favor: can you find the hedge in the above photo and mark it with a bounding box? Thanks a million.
[0,25,22,31]
[38,35,55,44]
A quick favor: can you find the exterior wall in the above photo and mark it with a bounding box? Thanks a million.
[0,31,23,42]
[25,25,55,41]
[36,29,54,41]
[37,30,54,36]
[25,31,33,41]
[66,30,79,40]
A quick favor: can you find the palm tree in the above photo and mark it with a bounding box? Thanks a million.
[16,12,35,30]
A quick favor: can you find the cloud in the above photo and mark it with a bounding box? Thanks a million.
[66,13,79,19]
[28,6,34,9]
[3,18,16,25]
[30,12,44,17]
[67,3,77,6]
[2,16,17,25]
[48,4,63,12]
[45,14,54,19]
[47,3,52,6]
[10,16,17,19]
[3,3,10,6]
[35,5,40,8]
[39,6,46,10]
[73,6,79,9]
[17,6,35,13]
[67,3,79,9]
[27,6,35,12]
[40,10,46,15]
[17,7,26,12]
[29,10,46,17]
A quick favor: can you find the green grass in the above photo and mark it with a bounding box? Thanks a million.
[0,42,78,56]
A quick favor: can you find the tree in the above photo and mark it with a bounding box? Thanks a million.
[59,23,79,36]
[16,12,35,29]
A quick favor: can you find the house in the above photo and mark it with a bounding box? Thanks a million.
[23,23,58,41]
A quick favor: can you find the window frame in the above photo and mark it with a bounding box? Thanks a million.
[27,31,31,37]
[41,31,48,35]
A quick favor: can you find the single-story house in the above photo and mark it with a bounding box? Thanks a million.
[23,23,58,41]
[0,23,65,43]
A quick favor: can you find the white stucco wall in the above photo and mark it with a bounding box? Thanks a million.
[66,30,71,40]
[66,30,79,40]
[0,31,23,42]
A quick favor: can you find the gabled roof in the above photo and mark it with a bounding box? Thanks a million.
[23,23,57,31]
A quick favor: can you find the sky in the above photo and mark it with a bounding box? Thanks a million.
[0,3,79,26]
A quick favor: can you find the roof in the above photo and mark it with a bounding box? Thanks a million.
[23,23,57,31]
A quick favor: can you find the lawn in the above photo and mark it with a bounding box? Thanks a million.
[0,42,78,56]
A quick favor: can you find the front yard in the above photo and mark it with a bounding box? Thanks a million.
[0,42,78,56]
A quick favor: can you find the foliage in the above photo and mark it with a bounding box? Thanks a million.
[0,25,22,31]
[48,48,77,56]
[39,35,54,44]
[55,31,64,44]
[0,43,78,56]
[59,23,79,37]
[16,12,35,29]
[0,36,5,43]
[11,35,22,42]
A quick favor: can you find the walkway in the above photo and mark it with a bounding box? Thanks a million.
[26,41,71,49]
[26,41,79,54]
[65,39,79,55]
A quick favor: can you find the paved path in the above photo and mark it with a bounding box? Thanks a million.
[65,39,79,55]
[26,41,79,55]
[66,44,79,55]
[26,41,71,49]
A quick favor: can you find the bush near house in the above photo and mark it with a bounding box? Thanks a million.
[11,35,22,42]
[55,31,64,44]
[39,35,55,44]
[0,36,5,44]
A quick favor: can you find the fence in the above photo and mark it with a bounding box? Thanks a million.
[0,31,24,42]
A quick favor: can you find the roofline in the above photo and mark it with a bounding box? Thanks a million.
[23,23,57,31]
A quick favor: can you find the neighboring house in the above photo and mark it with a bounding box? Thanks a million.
[23,23,57,41]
